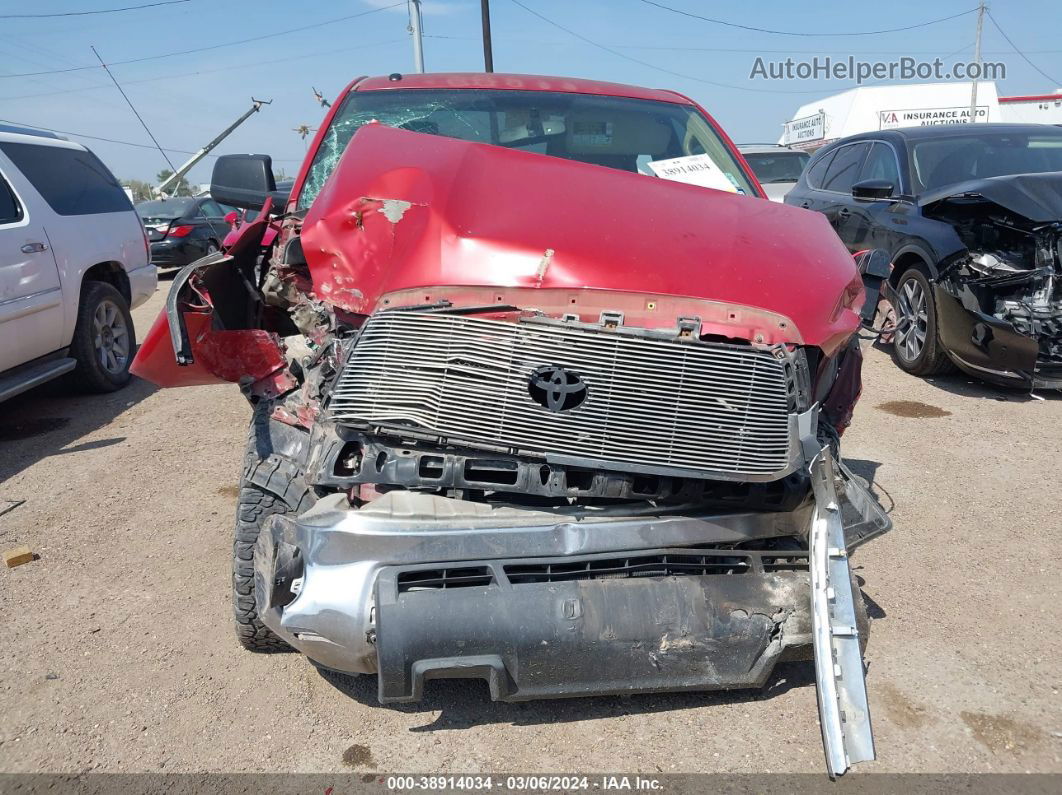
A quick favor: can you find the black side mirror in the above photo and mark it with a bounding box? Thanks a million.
[851,179,895,201]
[210,154,279,210]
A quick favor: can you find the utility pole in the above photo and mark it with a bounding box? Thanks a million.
[968,0,986,124]
[155,98,271,197]
[409,0,425,73]
[480,0,494,72]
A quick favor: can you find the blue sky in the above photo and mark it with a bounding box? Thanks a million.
[1,0,1058,184]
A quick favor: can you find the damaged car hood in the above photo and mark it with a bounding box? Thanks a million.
[920,171,1062,223]
[300,123,861,351]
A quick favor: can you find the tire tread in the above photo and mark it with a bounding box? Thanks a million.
[69,281,135,392]
[232,415,315,653]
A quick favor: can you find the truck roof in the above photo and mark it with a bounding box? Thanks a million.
[351,72,693,105]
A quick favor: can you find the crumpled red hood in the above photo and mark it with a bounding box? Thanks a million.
[301,123,860,351]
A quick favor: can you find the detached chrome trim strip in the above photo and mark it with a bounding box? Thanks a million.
[810,446,875,778]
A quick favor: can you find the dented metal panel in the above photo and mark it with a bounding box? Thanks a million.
[300,123,863,356]
[374,561,810,703]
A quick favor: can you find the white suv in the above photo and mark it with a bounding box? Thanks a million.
[0,125,156,401]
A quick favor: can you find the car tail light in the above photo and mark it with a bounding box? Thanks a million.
[167,224,195,238]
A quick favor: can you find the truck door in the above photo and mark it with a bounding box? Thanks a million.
[0,157,63,372]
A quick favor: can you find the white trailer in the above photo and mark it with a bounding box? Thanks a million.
[780,82,1003,151]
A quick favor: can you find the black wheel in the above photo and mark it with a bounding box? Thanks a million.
[233,412,316,652]
[205,240,220,256]
[70,281,135,392]
[892,266,953,376]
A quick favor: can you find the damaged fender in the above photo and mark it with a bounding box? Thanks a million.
[130,198,297,399]
[918,173,1062,386]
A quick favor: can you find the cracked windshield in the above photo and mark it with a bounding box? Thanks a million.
[297,89,756,209]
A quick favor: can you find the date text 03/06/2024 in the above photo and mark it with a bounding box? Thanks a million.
[382,775,664,791]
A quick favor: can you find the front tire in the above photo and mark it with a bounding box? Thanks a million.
[70,281,135,392]
[233,420,317,652]
[891,266,953,376]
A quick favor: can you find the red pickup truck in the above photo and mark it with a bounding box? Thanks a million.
[131,72,889,777]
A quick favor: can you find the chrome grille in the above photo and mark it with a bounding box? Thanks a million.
[328,312,798,480]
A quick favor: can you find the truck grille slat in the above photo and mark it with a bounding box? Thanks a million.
[332,373,792,407]
[329,312,799,479]
[348,346,785,384]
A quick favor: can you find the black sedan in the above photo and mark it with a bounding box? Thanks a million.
[137,196,234,268]
[786,124,1062,389]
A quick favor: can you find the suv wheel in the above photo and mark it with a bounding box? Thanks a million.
[70,281,135,392]
[892,266,953,376]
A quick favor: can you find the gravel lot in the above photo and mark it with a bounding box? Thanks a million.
[1,285,1060,776]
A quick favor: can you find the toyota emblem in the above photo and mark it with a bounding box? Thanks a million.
[528,366,589,412]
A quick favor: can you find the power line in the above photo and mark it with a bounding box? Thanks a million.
[0,118,204,154]
[633,0,978,37]
[92,46,177,173]
[0,0,189,18]
[0,117,303,162]
[986,10,1061,86]
[508,0,912,94]
[0,41,125,111]
[424,33,1044,56]
[504,0,788,93]
[0,37,409,101]
[0,2,404,78]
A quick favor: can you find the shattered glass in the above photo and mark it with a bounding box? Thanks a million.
[297,89,757,210]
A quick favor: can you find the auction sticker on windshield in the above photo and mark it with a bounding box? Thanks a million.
[646,154,740,193]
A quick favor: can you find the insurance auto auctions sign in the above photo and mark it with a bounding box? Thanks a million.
[879,106,989,129]
[783,112,825,145]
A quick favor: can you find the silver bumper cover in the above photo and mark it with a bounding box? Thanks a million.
[254,495,819,674]
[253,447,888,776]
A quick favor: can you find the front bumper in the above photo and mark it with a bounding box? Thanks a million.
[934,285,1062,389]
[255,448,886,776]
[373,552,815,702]
[254,454,888,685]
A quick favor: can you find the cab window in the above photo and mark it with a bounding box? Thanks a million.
[821,143,870,193]
[297,89,757,210]
[804,149,836,189]
[859,143,901,191]
[0,142,131,216]
[200,199,225,217]
[0,172,22,224]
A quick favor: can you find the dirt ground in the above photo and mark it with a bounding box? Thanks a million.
[1,285,1060,777]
